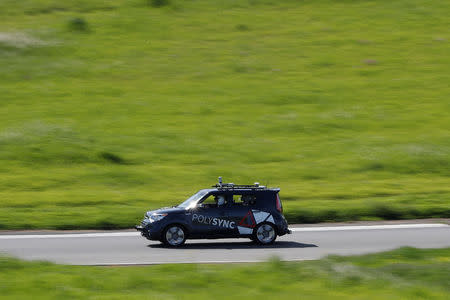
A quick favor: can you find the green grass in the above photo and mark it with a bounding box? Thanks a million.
[0,0,449,229]
[0,247,449,299]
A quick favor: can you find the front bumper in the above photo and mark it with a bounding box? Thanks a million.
[135,217,153,240]
[135,218,166,241]
[136,224,153,240]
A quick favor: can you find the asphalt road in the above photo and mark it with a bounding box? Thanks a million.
[0,223,449,265]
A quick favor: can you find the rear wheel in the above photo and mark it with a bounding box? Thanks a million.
[253,223,277,245]
[162,225,186,247]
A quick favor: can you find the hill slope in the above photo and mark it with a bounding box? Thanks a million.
[0,0,449,229]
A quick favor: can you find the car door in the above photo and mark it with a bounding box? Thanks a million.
[189,193,229,238]
[226,193,258,236]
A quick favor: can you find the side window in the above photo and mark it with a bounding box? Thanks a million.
[233,194,244,206]
[198,194,227,207]
[233,194,256,207]
[243,195,257,206]
[199,194,217,207]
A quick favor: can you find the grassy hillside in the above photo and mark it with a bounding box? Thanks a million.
[1,247,449,299]
[0,0,449,229]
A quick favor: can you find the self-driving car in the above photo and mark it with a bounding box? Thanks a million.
[136,178,291,246]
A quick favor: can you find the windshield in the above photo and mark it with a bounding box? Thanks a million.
[177,190,209,209]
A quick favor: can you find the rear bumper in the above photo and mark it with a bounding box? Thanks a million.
[276,225,291,236]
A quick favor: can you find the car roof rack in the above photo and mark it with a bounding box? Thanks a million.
[212,177,267,190]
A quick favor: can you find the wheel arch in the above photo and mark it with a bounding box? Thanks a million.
[252,221,277,245]
[163,222,191,238]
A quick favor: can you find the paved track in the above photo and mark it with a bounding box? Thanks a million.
[0,223,448,265]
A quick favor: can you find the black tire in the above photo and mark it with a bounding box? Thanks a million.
[252,222,277,245]
[161,224,186,247]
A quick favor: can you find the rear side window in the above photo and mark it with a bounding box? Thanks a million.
[232,194,256,207]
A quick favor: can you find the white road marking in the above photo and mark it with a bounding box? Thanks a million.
[290,223,448,232]
[0,232,140,239]
[83,259,316,266]
[0,224,447,240]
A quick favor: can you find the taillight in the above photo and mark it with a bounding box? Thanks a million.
[276,194,282,213]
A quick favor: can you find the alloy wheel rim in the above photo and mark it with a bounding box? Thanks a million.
[256,224,275,243]
[166,226,184,246]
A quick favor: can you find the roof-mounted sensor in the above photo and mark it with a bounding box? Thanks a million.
[213,177,267,190]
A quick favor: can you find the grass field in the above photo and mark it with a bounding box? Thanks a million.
[0,0,449,229]
[0,247,449,299]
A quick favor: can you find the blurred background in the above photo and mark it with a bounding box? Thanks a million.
[1,1,449,299]
[0,0,449,230]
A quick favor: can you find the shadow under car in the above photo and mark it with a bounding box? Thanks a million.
[148,241,317,249]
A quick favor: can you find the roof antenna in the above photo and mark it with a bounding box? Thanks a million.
[218,176,223,188]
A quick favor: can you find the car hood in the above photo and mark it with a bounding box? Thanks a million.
[146,207,185,216]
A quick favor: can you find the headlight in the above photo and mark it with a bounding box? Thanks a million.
[141,218,151,226]
[149,213,167,222]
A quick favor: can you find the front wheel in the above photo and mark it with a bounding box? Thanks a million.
[162,225,186,247]
[253,223,277,245]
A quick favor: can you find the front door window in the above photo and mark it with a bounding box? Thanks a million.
[189,193,234,236]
